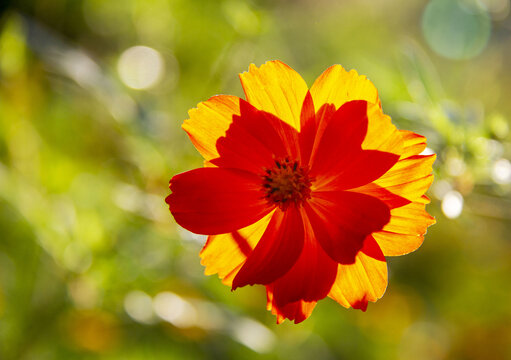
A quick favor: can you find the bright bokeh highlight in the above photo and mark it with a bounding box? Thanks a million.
[441,190,464,219]
[117,45,164,90]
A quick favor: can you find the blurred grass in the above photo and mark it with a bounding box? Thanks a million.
[0,0,511,359]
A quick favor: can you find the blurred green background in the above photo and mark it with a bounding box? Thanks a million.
[0,0,510,359]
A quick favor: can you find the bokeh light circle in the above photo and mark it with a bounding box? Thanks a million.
[422,0,491,60]
[117,46,164,90]
[441,190,464,219]
[492,158,511,184]
[124,291,154,324]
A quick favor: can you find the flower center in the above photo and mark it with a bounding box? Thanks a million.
[262,158,312,209]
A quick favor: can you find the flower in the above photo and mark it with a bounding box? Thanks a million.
[166,61,435,324]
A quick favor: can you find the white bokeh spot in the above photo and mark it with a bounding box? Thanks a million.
[117,46,164,90]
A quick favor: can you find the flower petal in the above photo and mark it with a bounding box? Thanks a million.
[298,91,317,165]
[166,168,272,235]
[305,191,390,264]
[309,100,367,176]
[266,285,317,324]
[399,130,428,158]
[270,211,338,307]
[239,60,308,131]
[374,155,436,202]
[310,101,400,191]
[361,102,403,153]
[328,236,388,311]
[183,95,241,162]
[348,183,411,209]
[373,201,436,256]
[300,102,336,168]
[319,150,401,191]
[232,206,305,289]
[184,96,301,174]
[310,64,380,111]
[211,99,302,173]
[355,129,436,256]
[200,212,274,286]
[372,129,435,202]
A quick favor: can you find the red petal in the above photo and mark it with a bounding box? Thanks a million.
[166,168,272,235]
[300,102,336,168]
[309,100,367,175]
[349,183,411,209]
[211,99,301,173]
[298,91,316,165]
[305,191,390,264]
[232,206,305,289]
[319,151,400,191]
[310,100,399,191]
[270,213,338,307]
[266,285,317,324]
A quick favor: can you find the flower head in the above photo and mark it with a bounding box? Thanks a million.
[166,61,435,324]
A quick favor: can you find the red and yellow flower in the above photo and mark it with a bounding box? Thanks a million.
[166,61,435,323]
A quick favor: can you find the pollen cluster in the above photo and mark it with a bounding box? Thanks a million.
[262,158,312,209]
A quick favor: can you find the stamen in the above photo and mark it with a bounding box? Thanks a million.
[261,157,313,209]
